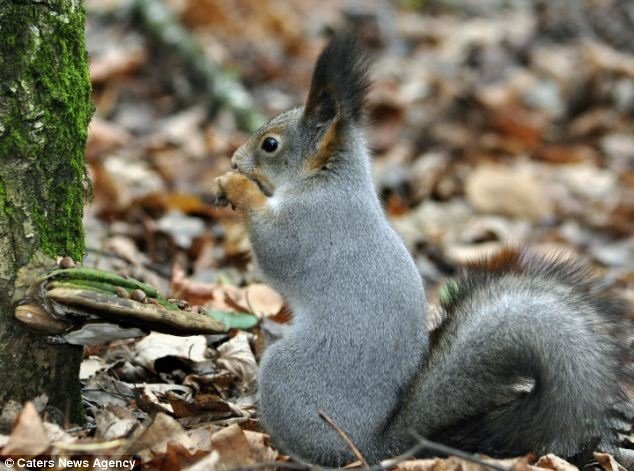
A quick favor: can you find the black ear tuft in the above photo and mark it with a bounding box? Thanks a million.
[303,33,370,125]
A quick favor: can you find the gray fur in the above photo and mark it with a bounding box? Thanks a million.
[224,35,633,467]
[393,269,632,463]
[250,126,427,465]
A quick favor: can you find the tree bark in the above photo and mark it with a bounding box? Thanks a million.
[0,0,92,424]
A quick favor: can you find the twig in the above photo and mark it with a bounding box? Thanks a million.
[404,431,512,471]
[318,411,369,468]
[64,423,97,434]
[226,462,313,471]
[132,0,265,131]
[365,439,427,470]
[226,429,515,471]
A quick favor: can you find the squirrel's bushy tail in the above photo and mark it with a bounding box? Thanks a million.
[415,248,632,463]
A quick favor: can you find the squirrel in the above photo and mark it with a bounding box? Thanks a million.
[211,34,633,467]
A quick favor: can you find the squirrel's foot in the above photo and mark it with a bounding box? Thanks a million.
[211,171,267,212]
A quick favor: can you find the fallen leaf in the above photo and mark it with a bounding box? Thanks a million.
[43,422,74,445]
[82,372,136,409]
[465,165,554,221]
[244,430,278,463]
[182,450,220,471]
[90,44,146,83]
[157,211,206,249]
[392,455,533,470]
[593,452,627,471]
[144,441,209,471]
[86,117,132,161]
[186,425,219,452]
[489,107,546,151]
[243,283,284,318]
[80,356,109,380]
[124,412,195,458]
[2,402,50,456]
[535,453,578,471]
[171,266,215,306]
[216,333,258,391]
[95,408,137,441]
[134,333,208,371]
[210,424,254,469]
[166,392,234,420]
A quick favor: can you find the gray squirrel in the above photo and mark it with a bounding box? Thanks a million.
[211,34,633,466]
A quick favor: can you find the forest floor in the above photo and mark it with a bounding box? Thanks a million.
[2,0,633,470]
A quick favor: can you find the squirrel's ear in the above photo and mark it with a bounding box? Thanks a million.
[302,33,370,128]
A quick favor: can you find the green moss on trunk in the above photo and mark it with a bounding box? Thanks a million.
[0,0,92,424]
[0,0,92,260]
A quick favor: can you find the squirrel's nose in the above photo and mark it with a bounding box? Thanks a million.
[231,161,238,170]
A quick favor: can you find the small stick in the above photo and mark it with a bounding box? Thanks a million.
[227,462,313,471]
[226,429,515,471]
[405,431,512,471]
[318,410,370,468]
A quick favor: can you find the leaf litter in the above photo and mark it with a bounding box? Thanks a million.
[2,0,633,469]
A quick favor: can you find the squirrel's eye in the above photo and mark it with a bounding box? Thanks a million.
[261,137,279,153]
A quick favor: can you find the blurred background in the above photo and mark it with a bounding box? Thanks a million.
[84,0,634,306]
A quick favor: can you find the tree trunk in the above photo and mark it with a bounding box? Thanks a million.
[0,0,92,424]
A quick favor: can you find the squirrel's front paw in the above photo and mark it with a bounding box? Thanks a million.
[211,175,231,208]
[211,175,229,206]
[211,172,267,212]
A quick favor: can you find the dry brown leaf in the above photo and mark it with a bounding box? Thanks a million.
[136,388,175,416]
[267,303,293,324]
[534,453,578,471]
[99,156,166,208]
[144,441,209,471]
[80,356,109,380]
[215,283,284,318]
[90,44,146,83]
[244,283,284,318]
[392,456,488,470]
[2,402,50,456]
[490,108,546,150]
[134,333,208,371]
[534,145,595,165]
[157,211,206,249]
[216,333,258,391]
[166,193,216,216]
[95,408,137,441]
[593,452,627,471]
[367,84,406,152]
[104,236,146,266]
[43,422,74,445]
[182,450,220,471]
[209,424,254,469]
[221,219,251,257]
[86,118,132,168]
[583,41,634,78]
[124,412,195,458]
[82,373,136,409]
[465,165,554,221]
[244,430,278,463]
[394,455,537,471]
[166,392,233,420]
[186,425,220,452]
[171,265,215,306]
